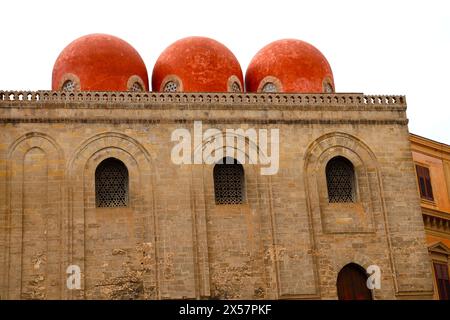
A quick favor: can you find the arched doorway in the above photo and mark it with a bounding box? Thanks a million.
[336,263,372,300]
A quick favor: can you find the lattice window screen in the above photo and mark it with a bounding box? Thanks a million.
[326,156,355,203]
[231,82,241,92]
[262,82,277,93]
[130,82,143,92]
[324,81,334,93]
[62,80,75,91]
[164,81,178,92]
[95,158,129,207]
[214,159,245,205]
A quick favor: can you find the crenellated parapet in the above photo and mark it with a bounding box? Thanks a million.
[0,90,406,108]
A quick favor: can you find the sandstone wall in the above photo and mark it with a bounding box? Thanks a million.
[0,92,434,299]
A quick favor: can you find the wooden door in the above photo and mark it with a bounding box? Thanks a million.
[337,263,372,300]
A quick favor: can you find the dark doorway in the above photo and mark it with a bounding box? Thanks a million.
[336,263,372,300]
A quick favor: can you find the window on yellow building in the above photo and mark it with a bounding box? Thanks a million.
[433,262,450,300]
[415,165,434,201]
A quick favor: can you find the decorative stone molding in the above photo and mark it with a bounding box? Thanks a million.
[227,75,243,93]
[0,90,409,125]
[127,75,146,91]
[0,90,406,107]
[423,211,450,234]
[0,118,409,126]
[428,242,450,256]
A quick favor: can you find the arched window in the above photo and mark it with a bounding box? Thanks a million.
[231,81,241,92]
[164,81,178,92]
[227,75,243,93]
[127,75,145,92]
[130,82,143,92]
[337,263,372,300]
[261,82,277,93]
[323,78,334,93]
[213,157,245,205]
[326,156,356,203]
[95,158,129,208]
[62,80,75,91]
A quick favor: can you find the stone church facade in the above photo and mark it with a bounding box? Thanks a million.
[0,91,433,299]
[0,34,435,299]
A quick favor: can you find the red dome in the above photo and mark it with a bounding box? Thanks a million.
[152,37,244,93]
[52,34,148,91]
[245,39,334,93]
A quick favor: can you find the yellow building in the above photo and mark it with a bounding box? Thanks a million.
[410,134,450,299]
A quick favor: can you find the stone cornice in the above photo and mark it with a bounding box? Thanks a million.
[0,90,406,109]
[0,118,408,125]
[422,206,450,220]
[410,133,450,161]
[0,91,408,125]
[422,208,450,236]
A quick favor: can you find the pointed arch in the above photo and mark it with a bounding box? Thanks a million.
[4,132,64,299]
[67,132,158,299]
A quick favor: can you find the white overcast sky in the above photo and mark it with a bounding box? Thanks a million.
[1,0,449,144]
